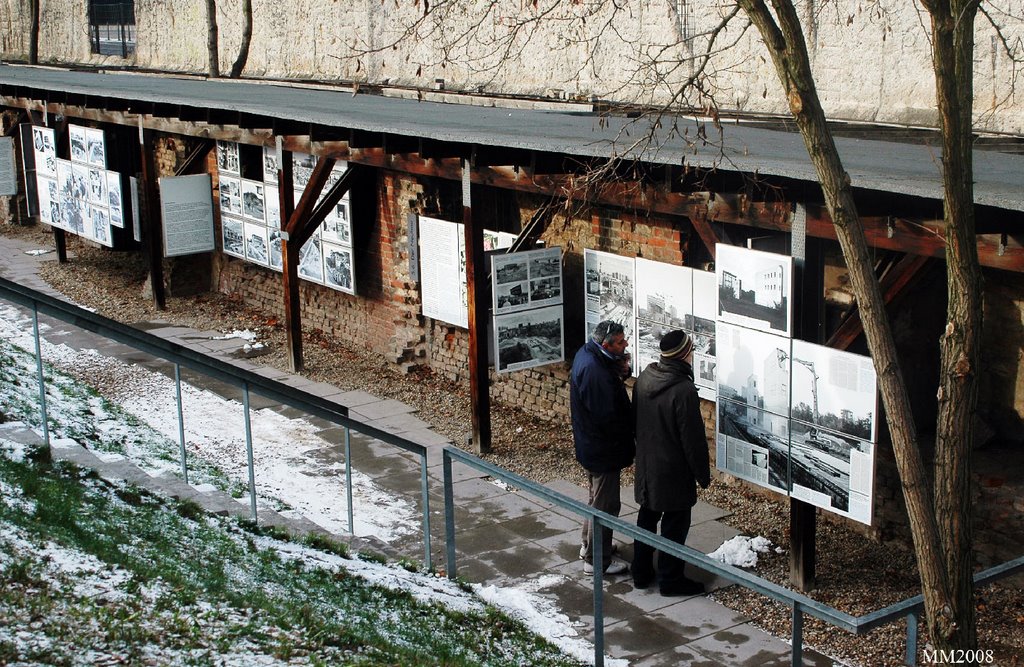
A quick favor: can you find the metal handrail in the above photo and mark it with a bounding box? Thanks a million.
[442,446,1024,667]
[0,275,433,568]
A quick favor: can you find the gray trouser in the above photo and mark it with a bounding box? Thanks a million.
[580,469,622,567]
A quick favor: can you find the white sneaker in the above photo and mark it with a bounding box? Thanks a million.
[583,557,629,576]
[579,543,620,560]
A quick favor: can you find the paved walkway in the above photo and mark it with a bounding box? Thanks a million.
[0,230,833,666]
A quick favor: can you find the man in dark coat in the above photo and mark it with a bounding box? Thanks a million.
[571,320,634,576]
[631,329,711,596]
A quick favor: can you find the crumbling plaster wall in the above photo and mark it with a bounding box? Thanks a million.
[2,1,1022,133]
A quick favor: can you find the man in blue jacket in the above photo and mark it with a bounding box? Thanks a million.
[631,329,711,596]
[571,320,635,576]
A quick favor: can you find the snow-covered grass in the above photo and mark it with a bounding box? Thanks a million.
[0,305,625,666]
[0,433,584,666]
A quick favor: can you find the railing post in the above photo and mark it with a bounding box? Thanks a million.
[791,603,803,667]
[31,304,49,447]
[905,611,918,666]
[420,453,432,571]
[242,382,257,522]
[344,427,354,534]
[592,516,605,667]
[174,363,189,483]
[443,450,457,579]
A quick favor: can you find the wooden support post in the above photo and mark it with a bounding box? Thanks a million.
[790,499,817,591]
[463,159,491,453]
[53,228,67,263]
[789,208,819,591]
[138,124,166,310]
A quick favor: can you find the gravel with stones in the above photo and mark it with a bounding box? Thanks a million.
[7,225,1023,667]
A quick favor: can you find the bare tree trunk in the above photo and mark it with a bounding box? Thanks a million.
[921,0,983,653]
[737,0,959,645]
[28,0,39,64]
[206,0,220,78]
[229,0,252,79]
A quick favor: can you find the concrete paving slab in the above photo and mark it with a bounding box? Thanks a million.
[326,389,382,407]
[684,623,833,667]
[349,398,417,421]
[692,499,733,524]
[369,411,432,434]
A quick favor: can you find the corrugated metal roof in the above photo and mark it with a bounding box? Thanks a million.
[3,64,1023,211]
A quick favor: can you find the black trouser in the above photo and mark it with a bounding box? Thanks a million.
[633,504,692,585]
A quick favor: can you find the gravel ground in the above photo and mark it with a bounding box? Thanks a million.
[6,225,1023,667]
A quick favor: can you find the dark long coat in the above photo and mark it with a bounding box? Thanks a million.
[570,340,635,474]
[633,358,711,511]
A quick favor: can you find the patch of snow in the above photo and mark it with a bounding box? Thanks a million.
[214,329,259,342]
[709,535,773,568]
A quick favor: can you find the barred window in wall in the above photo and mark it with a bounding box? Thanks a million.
[88,0,136,57]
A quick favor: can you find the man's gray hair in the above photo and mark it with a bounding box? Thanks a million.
[591,320,624,345]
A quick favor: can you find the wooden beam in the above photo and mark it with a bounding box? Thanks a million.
[463,159,492,453]
[139,126,166,310]
[826,253,933,350]
[689,198,720,259]
[174,139,215,177]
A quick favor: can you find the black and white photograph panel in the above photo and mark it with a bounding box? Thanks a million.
[263,145,279,182]
[264,184,281,229]
[217,141,240,175]
[36,176,56,226]
[292,152,316,197]
[529,277,561,305]
[494,257,528,285]
[529,251,561,279]
[323,241,355,294]
[33,126,57,179]
[105,171,124,227]
[268,229,283,271]
[221,215,245,258]
[716,243,793,336]
[789,420,874,523]
[495,304,565,373]
[244,221,270,266]
[85,128,106,168]
[716,321,791,417]
[319,162,349,206]
[716,397,790,494]
[72,163,91,202]
[692,329,717,390]
[635,257,692,328]
[321,195,351,245]
[241,180,266,222]
[219,176,241,216]
[69,125,88,163]
[298,235,324,283]
[87,167,107,206]
[689,268,717,335]
[635,319,670,372]
[494,281,530,311]
[583,248,635,345]
[89,205,112,247]
[790,340,878,442]
[61,197,86,235]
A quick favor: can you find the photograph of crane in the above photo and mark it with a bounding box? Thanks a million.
[789,340,878,442]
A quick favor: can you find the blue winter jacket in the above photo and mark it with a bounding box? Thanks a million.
[570,340,635,473]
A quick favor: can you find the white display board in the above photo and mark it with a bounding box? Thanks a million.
[494,304,565,373]
[0,137,18,196]
[712,243,878,525]
[491,246,565,374]
[214,142,356,295]
[716,243,793,337]
[419,215,467,328]
[583,248,635,349]
[160,174,216,257]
